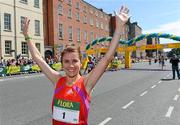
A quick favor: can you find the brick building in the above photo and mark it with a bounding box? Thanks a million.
[43,0,111,58]
[128,21,159,58]
[0,0,159,60]
[128,21,146,58]
[146,37,160,57]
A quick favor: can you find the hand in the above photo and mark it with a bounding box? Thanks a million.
[22,17,30,37]
[115,6,129,27]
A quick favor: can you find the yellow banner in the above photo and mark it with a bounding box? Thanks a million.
[100,48,108,53]
[167,43,180,48]
[86,49,95,55]
[86,43,180,54]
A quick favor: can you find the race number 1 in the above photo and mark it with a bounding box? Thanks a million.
[53,99,80,124]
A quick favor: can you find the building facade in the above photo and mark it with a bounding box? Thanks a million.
[110,16,129,57]
[43,0,111,58]
[146,37,160,57]
[128,21,146,58]
[0,0,44,60]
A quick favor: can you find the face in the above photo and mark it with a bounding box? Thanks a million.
[62,52,81,78]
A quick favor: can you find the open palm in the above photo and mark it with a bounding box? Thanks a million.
[22,17,30,37]
[115,6,129,25]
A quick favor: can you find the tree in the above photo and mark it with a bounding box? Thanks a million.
[167,48,180,57]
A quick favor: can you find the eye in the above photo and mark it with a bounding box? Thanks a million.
[72,59,79,63]
[63,59,69,63]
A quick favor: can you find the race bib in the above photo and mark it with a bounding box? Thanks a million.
[53,98,80,124]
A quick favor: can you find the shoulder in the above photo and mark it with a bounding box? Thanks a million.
[55,76,66,87]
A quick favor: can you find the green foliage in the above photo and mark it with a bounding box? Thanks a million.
[167,48,180,57]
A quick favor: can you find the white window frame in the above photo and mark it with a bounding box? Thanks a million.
[76,12,80,21]
[20,16,25,32]
[59,24,63,39]
[68,26,73,40]
[5,40,12,55]
[34,0,39,8]
[77,28,80,41]
[35,20,40,36]
[4,13,11,31]
[58,1,63,15]
[21,42,28,55]
[68,8,72,18]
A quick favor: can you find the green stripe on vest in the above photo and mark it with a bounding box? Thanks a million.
[54,98,80,111]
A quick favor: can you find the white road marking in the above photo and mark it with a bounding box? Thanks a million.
[0,74,44,82]
[151,85,156,89]
[178,88,180,92]
[99,117,112,125]
[122,101,134,109]
[158,81,161,84]
[140,91,148,97]
[0,79,4,82]
[165,106,174,117]
[173,95,179,101]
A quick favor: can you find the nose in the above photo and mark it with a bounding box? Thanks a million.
[69,62,74,67]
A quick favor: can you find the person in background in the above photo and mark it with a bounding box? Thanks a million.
[170,54,180,79]
[149,58,151,65]
[84,56,95,74]
[160,56,165,70]
[23,6,129,125]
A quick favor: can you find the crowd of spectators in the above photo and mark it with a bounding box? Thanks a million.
[0,56,34,68]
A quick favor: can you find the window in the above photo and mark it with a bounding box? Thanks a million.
[83,6,87,13]
[20,16,25,32]
[20,0,28,4]
[100,22,103,29]
[5,40,11,55]
[76,2,80,9]
[83,16,87,24]
[100,13,103,18]
[77,28,80,41]
[68,26,73,40]
[34,0,39,8]
[84,30,87,40]
[95,11,98,16]
[35,20,40,35]
[105,25,109,31]
[21,42,28,55]
[58,2,63,15]
[68,0,72,5]
[35,43,41,52]
[59,24,63,39]
[126,26,129,33]
[95,34,98,39]
[4,13,11,31]
[90,18,93,26]
[90,32,94,41]
[89,8,93,14]
[68,8,72,18]
[96,20,99,28]
[76,12,80,21]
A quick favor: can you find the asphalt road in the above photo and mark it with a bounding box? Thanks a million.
[0,61,180,125]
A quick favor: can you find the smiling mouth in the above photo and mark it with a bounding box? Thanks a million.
[68,69,75,72]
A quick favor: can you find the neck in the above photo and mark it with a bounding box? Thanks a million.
[66,74,81,85]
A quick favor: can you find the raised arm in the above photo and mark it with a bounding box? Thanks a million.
[22,17,62,85]
[84,6,129,94]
